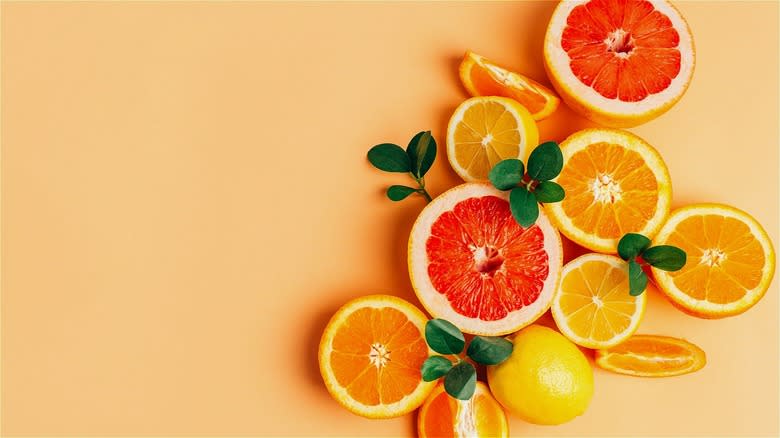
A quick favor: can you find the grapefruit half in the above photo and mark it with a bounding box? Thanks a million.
[408,183,562,335]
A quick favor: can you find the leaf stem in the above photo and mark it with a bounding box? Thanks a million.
[414,175,433,202]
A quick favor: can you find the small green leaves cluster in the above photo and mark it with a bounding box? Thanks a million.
[488,141,565,227]
[367,131,436,202]
[420,319,512,400]
[618,233,687,295]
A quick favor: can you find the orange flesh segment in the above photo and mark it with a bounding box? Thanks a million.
[466,57,550,114]
[420,385,507,437]
[599,335,705,375]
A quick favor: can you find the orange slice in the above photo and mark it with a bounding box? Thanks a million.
[446,96,539,182]
[459,50,560,120]
[650,204,776,318]
[318,295,435,418]
[418,382,508,438]
[552,254,646,348]
[544,128,672,253]
[595,334,706,377]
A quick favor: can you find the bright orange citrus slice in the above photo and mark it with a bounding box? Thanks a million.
[417,382,508,438]
[446,96,539,182]
[595,334,706,377]
[650,204,776,318]
[459,50,560,121]
[544,128,672,253]
[552,253,646,348]
[318,294,435,418]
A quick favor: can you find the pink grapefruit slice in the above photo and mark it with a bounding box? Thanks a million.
[544,0,695,127]
[408,183,563,335]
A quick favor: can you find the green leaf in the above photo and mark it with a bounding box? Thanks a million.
[466,336,513,365]
[406,131,437,178]
[618,233,651,261]
[643,245,687,271]
[367,143,411,173]
[386,185,417,201]
[488,159,524,191]
[421,356,453,382]
[628,259,648,296]
[509,186,538,228]
[444,362,477,400]
[425,319,465,355]
[533,181,565,203]
[526,141,564,181]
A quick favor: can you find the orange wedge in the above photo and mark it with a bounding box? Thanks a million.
[650,204,776,318]
[459,50,560,120]
[595,335,706,377]
[418,382,508,438]
[318,295,435,418]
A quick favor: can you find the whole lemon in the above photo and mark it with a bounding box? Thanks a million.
[487,324,594,425]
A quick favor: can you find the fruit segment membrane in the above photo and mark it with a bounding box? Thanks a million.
[425,196,549,321]
[562,0,682,101]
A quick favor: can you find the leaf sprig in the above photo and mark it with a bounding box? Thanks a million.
[488,141,565,227]
[367,131,436,202]
[617,233,687,295]
[420,319,513,400]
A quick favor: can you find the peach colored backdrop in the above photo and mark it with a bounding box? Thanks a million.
[2,1,778,436]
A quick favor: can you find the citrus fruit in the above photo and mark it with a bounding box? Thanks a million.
[544,0,695,127]
[409,183,562,335]
[459,50,560,121]
[446,96,539,182]
[552,253,647,348]
[417,382,508,438]
[487,324,594,425]
[650,204,776,318]
[595,334,706,377]
[318,294,435,418]
[544,128,672,253]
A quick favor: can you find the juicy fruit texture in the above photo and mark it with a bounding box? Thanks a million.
[409,183,562,335]
[487,325,594,425]
[595,334,706,377]
[318,295,435,418]
[651,204,776,318]
[544,128,672,253]
[544,0,695,127]
[552,254,646,348]
[417,382,508,438]
[459,50,560,120]
[446,96,539,182]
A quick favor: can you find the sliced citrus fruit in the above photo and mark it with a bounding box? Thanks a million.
[552,253,646,348]
[318,294,435,418]
[650,204,776,318]
[417,382,508,438]
[409,183,562,335]
[544,0,695,127]
[446,96,539,182]
[595,334,706,377]
[459,50,560,121]
[544,128,672,253]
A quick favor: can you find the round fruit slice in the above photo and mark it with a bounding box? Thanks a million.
[544,128,672,253]
[650,204,776,318]
[446,96,539,182]
[595,334,706,377]
[318,294,435,418]
[459,50,560,120]
[552,253,646,349]
[409,183,562,335]
[544,0,695,127]
[417,382,508,438]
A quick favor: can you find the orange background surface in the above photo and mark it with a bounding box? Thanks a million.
[1,1,778,436]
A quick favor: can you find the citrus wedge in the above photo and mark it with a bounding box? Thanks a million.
[595,334,706,377]
[318,294,434,418]
[552,253,646,349]
[459,50,560,120]
[446,96,539,182]
[651,204,776,318]
[544,128,672,253]
[417,382,508,438]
